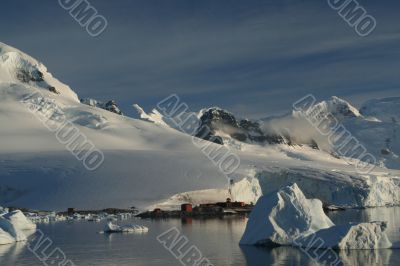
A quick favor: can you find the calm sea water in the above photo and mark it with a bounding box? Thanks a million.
[1,207,400,266]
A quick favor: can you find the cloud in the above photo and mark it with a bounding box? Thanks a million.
[1,0,399,118]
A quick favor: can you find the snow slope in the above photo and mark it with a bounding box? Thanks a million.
[0,42,229,210]
[360,97,400,124]
[0,41,400,211]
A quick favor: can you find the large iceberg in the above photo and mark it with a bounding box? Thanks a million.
[240,183,392,250]
[239,183,333,246]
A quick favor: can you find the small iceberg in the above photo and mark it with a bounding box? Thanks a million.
[101,222,149,233]
[240,183,392,250]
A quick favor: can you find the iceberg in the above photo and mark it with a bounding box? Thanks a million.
[295,221,392,250]
[0,216,27,243]
[0,210,36,245]
[2,210,37,231]
[239,183,334,246]
[240,183,392,250]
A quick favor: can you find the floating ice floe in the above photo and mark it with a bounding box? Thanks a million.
[101,222,149,233]
[240,183,392,250]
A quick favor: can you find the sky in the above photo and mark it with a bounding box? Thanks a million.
[1,0,399,118]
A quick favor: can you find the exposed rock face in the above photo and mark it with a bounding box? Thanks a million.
[81,98,123,115]
[195,108,284,145]
[328,97,360,118]
[48,86,60,94]
[16,69,44,83]
[103,100,123,115]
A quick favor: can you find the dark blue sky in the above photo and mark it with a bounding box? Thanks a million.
[1,0,399,118]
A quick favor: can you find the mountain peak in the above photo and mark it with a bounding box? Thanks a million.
[196,106,284,145]
[314,96,361,119]
[0,41,79,102]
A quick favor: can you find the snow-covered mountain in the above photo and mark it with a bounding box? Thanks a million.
[1,41,400,211]
[0,42,79,102]
[194,107,285,145]
[137,96,400,171]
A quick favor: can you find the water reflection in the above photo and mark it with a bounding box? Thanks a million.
[240,245,320,266]
[338,249,392,265]
[0,242,26,265]
[181,217,193,225]
[241,245,394,266]
[0,244,13,257]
